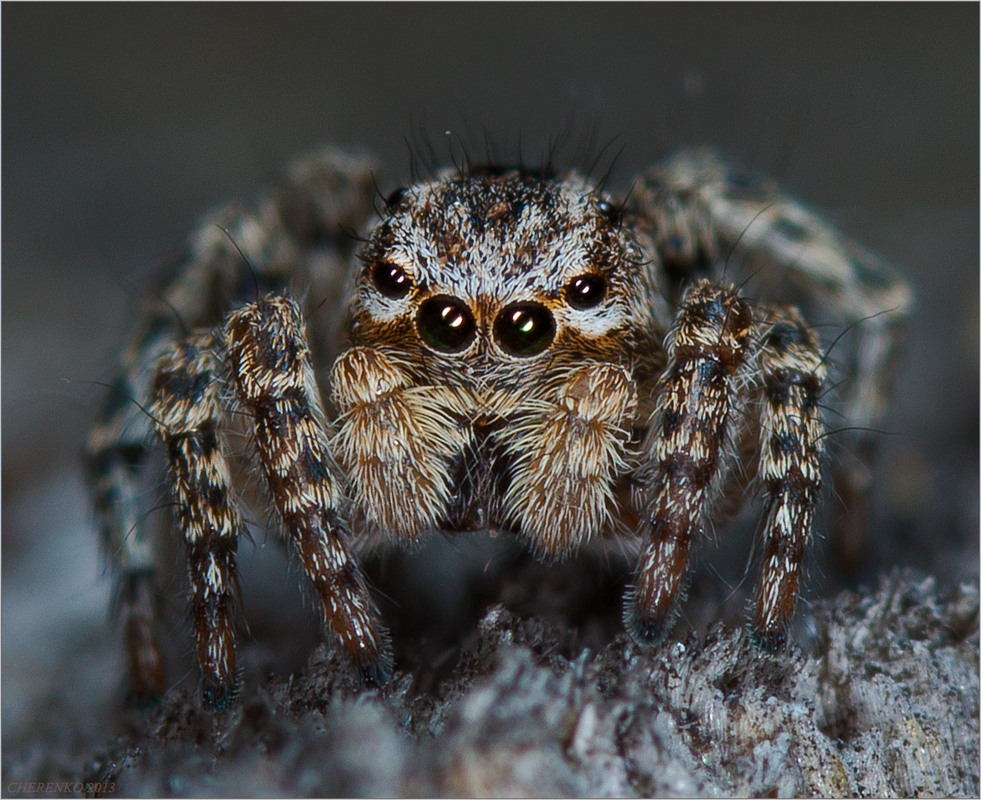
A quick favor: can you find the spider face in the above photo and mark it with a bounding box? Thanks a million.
[326,170,667,551]
[347,171,650,386]
[86,146,911,708]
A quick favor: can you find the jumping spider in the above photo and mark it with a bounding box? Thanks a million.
[86,146,911,708]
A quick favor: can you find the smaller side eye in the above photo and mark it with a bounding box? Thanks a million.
[564,274,607,309]
[371,260,412,299]
[385,187,408,212]
[595,198,621,225]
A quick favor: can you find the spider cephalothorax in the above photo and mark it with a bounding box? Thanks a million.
[86,147,911,708]
[334,169,662,556]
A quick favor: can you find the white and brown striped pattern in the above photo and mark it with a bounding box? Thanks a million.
[86,145,910,707]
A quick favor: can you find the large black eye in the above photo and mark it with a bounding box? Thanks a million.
[417,295,477,352]
[565,274,607,309]
[494,302,556,357]
[371,260,411,298]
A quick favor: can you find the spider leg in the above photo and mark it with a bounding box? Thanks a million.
[625,280,754,644]
[150,331,244,709]
[84,208,297,703]
[752,308,826,650]
[637,148,912,568]
[86,150,378,701]
[225,296,392,684]
[85,312,176,704]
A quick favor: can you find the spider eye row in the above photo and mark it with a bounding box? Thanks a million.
[371,260,608,309]
[415,295,557,357]
[369,260,608,357]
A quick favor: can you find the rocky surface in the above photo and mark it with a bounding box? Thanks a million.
[6,566,976,798]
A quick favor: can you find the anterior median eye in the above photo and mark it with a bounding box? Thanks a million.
[417,295,477,353]
[564,273,607,309]
[494,302,555,357]
[371,260,412,298]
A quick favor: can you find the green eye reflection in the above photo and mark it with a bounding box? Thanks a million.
[494,302,556,357]
[416,295,477,352]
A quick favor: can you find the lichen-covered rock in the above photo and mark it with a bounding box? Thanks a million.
[5,570,978,798]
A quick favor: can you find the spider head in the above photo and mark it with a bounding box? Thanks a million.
[347,168,653,389]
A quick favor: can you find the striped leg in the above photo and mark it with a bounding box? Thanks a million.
[637,148,912,569]
[225,297,392,684]
[625,281,754,643]
[85,329,174,704]
[150,332,244,708]
[84,207,297,703]
[752,309,826,650]
[85,151,379,704]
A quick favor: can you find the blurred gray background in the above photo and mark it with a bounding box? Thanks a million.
[2,3,977,747]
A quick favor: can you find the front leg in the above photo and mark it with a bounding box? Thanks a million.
[636,148,912,568]
[499,362,637,560]
[86,150,377,702]
[625,281,754,644]
[225,297,392,684]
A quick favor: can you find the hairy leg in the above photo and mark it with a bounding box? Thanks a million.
[625,281,754,644]
[635,148,911,568]
[225,296,392,683]
[86,151,378,700]
[752,308,826,649]
[150,331,244,708]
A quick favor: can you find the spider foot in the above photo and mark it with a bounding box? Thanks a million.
[358,654,395,688]
[624,519,691,648]
[122,571,166,707]
[749,624,787,654]
[201,678,240,711]
[622,600,675,648]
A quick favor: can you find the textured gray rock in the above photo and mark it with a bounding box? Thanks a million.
[9,569,972,798]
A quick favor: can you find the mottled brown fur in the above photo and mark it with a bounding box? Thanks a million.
[86,146,910,707]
